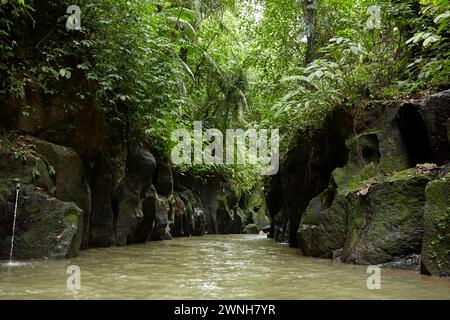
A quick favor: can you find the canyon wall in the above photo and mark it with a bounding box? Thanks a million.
[268,90,450,276]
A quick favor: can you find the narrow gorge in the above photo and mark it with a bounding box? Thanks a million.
[1,0,449,300]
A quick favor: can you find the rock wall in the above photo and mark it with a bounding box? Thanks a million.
[267,110,352,246]
[269,90,450,276]
[174,173,269,236]
[0,131,269,260]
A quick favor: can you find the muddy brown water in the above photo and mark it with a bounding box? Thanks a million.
[1,234,449,299]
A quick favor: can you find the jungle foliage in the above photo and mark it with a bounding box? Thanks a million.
[0,0,449,190]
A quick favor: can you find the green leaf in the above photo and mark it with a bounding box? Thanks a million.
[280,75,310,83]
[280,90,300,102]
[406,32,424,45]
[48,165,56,176]
[423,35,441,47]
[167,17,197,40]
[434,12,450,23]
[77,62,91,70]
[32,167,41,179]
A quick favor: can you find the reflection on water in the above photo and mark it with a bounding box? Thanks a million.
[1,234,450,299]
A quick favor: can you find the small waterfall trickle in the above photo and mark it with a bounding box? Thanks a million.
[1,183,26,268]
[9,183,21,264]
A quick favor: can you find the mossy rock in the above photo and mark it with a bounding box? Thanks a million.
[298,189,349,258]
[0,148,54,192]
[243,224,260,234]
[0,184,83,260]
[332,163,381,196]
[244,190,270,229]
[342,169,433,265]
[421,172,450,276]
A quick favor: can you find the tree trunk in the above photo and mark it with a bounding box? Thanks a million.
[304,0,316,65]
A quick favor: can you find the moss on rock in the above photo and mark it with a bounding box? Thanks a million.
[421,171,450,276]
[342,169,433,265]
[0,184,83,260]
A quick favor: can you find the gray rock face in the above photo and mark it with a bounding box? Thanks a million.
[170,192,188,237]
[33,138,90,216]
[178,189,206,236]
[117,145,156,245]
[89,151,125,247]
[30,138,91,249]
[398,90,450,165]
[275,111,351,247]
[0,185,82,260]
[0,136,84,259]
[241,191,270,229]
[155,161,173,196]
[149,195,171,241]
[298,186,348,258]
[243,224,260,234]
[421,169,450,276]
[271,90,450,275]
[298,103,411,259]
[173,173,269,236]
[273,209,289,243]
[342,170,431,265]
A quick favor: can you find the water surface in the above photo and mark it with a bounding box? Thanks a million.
[1,235,450,299]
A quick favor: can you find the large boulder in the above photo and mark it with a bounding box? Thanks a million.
[24,136,91,249]
[297,105,410,258]
[0,135,54,192]
[421,169,450,276]
[0,134,85,259]
[241,190,270,229]
[342,169,433,265]
[298,184,348,258]
[0,184,82,260]
[28,137,91,216]
[243,224,260,234]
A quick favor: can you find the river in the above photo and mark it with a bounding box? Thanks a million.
[1,234,449,299]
